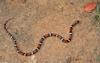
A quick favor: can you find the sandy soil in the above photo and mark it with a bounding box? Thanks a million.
[0,0,100,63]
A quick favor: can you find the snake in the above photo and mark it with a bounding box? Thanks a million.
[4,18,80,56]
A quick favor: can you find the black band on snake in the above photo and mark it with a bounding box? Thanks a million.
[4,18,80,56]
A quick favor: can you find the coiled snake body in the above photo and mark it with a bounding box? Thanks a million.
[4,18,79,56]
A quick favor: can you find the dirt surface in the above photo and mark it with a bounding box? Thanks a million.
[0,0,100,63]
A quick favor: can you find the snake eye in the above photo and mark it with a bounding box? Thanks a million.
[76,20,80,23]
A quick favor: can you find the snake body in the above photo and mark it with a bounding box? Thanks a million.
[4,18,79,56]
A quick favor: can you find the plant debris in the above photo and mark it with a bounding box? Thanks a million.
[84,2,97,12]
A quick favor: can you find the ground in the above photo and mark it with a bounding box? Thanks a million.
[0,0,100,63]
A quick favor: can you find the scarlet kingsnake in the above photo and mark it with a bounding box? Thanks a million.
[4,18,79,56]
